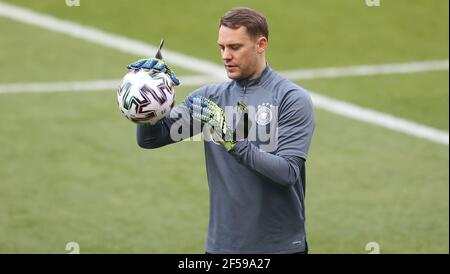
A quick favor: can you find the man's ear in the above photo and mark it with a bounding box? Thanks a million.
[256,36,268,54]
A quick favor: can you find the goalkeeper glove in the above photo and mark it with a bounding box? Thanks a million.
[187,95,249,151]
[127,58,180,86]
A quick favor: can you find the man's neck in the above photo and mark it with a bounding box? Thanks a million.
[249,59,267,80]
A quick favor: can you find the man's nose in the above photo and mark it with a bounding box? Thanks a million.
[222,48,232,61]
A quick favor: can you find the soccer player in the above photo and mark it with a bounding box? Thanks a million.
[131,7,315,254]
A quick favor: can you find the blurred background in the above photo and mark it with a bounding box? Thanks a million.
[0,0,448,253]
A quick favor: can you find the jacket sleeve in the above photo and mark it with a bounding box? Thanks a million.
[228,89,315,187]
[136,87,207,149]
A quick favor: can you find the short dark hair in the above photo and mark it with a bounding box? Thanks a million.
[219,7,269,40]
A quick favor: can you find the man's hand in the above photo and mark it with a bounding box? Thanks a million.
[187,95,236,151]
[127,58,180,86]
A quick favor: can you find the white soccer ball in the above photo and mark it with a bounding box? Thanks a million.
[117,69,176,124]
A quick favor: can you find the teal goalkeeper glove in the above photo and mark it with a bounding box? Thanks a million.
[127,58,180,86]
[127,39,180,86]
[187,95,249,151]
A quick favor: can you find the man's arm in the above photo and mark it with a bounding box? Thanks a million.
[229,140,305,187]
[137,87,211,149]
[228,89,315,187]
[136,119,174,149]
[136,102,193,149]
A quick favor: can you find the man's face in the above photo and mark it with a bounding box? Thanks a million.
[217,26,262,80]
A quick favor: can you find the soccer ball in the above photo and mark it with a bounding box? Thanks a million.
[117,69,175,124]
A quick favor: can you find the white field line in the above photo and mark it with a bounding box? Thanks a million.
[0,77,447,146]
[0,1,226,78]
[0,58,447,93]
[0,80,119,94]
[0,76,215,93]
[279,60,449,80]
[0,1,448,146]
[1,57,449,93]
[311,93,449,145]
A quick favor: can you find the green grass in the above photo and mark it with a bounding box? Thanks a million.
[0,88,447,253]
[3,0,448,69]
[0,0,448,253]
[307,109,448,253]
[0,16,192,83]
[298,71,449,130]
[0,87,209,253]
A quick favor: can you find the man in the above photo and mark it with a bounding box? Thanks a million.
[131,7,315,254]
